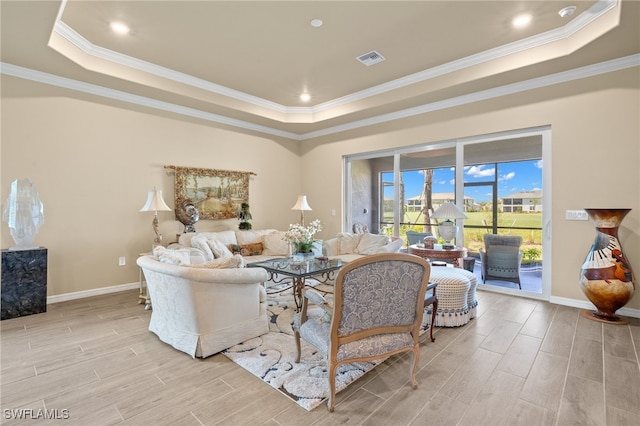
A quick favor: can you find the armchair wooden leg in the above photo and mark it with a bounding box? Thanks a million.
[327,363,337,412]
[410,347,419,389]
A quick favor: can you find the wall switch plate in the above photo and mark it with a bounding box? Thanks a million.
[565,210,588,221]
[118,257,126,266]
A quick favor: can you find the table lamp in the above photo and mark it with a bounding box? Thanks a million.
[291,195,312,225]
[430,202,467,249]
[140,187,172,247]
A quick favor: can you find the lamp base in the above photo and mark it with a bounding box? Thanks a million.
[442,244,455,250]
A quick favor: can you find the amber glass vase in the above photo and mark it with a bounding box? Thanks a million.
[579,208,635,324]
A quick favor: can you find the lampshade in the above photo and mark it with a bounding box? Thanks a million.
[140,188,171,212]
[291,195,312,212]
[291,195,312,226]
[430,202,467,220]
[140,187,171,247]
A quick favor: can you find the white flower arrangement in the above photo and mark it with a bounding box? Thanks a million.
[284,219,322,253]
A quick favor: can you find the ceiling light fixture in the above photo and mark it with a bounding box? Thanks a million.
[559,6,577,18]
[110,21,130,35]
[512,14,532,28]
[299,93,311,102]
[310,18,323,28]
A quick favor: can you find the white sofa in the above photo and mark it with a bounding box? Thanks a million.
[173,228,294,264]
[137,255,270,358]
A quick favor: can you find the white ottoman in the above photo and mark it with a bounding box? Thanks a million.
[426,267,477,327]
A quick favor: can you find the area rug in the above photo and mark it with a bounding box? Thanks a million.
[223,283,431,411]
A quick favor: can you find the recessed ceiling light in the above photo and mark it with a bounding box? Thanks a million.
[559,6,577,18]
[310,18,323,28]
[512,14,532,28]
[110,21,130,35]
[299,93,311,102]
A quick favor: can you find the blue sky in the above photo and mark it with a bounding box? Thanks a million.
[388,159,543,203]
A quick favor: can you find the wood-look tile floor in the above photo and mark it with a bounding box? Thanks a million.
[1,289,639,425]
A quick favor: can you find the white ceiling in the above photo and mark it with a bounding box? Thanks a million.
[1,0,638,140]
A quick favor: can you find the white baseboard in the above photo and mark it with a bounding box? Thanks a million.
[549,296,640,319]
[47,282,139,304]
[47,283,640,319]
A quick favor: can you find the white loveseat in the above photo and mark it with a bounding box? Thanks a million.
[137,254,269,358]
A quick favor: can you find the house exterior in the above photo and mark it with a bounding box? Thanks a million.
[406,193,475,212]
[501,190,543,213]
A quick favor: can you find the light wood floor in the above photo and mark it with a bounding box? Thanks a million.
[1,289,639,425]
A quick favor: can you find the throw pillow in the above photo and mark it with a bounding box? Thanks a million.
[356,233,391,255]
[337,233,362,255]
[228,242,264,256]
[153,246,191,265]
[262,231,289,256]
[191,234,214,261]
[188,254,246,269]
[206,238,234,258]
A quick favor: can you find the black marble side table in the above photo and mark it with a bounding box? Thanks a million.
[1,247,48,320]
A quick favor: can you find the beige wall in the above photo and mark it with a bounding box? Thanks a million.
[1,77,303,296]
[300,67,640,309]
[2,67,639,311]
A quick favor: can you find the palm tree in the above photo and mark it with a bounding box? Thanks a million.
[421,169,435,234]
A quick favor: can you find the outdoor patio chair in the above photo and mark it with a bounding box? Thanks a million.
[406,230,434,246]
[479,234,523,289]
[293,253,431,411]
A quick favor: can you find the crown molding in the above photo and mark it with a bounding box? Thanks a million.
[0,62,301,140]
[49,0,619,120]
[299,54,640,140]
[2,54,638,141]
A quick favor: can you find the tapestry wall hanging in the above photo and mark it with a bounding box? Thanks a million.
[165,165,256,220]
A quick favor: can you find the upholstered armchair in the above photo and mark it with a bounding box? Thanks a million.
[293,253,431,411]
[479,234,523,289]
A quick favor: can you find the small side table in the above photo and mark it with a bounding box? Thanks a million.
[408,245,467,268]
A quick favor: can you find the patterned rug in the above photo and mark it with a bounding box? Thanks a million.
[223,282,431,411]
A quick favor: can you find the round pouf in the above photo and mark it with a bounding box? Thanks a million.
[452,268,478,319]
[427,267,473,327]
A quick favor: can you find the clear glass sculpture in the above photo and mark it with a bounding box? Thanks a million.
[2,178,44,250]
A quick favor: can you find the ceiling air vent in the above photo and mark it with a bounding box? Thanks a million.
[357,50,385,66]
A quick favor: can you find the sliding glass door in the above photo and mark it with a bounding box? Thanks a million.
[344,127,551,300]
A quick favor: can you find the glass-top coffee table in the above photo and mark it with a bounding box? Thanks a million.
[247,257,343,311]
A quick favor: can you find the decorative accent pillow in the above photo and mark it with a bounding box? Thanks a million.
[228,242,264,256]
[206,238,234,258]
[153,246,191,265]
[191,234,214,261]
[356,233,391,255]
[262,231,289,256]
[337,233,363,255]
[188,254,246,269]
